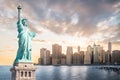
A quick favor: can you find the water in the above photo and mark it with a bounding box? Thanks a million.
[0,65,120,80]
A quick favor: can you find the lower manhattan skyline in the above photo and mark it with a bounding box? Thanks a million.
[0,0,120,65]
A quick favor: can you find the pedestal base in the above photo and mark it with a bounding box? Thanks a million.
[10,62,36,80]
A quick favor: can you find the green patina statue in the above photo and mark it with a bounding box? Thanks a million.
[14,5,36,65]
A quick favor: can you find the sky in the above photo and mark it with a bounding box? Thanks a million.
[0,0,120,65]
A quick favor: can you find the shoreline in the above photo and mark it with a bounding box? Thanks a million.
[0,64,120,66]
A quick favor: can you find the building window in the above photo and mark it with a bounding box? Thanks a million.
[21,71,23,77]
[25,65,27,67]
[25,71,27,77]
[29,72,31,77]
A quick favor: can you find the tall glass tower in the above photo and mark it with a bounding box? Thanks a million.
[108,41,112,64]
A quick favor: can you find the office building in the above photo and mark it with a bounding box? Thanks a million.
[73,52,80,65]
[84,51,90,64]
[52,44,62,65]
[87,45,93,63]
[93,43,99,64]
[102,50,106,64]
[40,48,46,64]
[80,51,84,64]
[66,46,73,65]
[112,50,120,64]
[61,54,66,65]
[78,46,80,53]
[108,41,112,63]
[39,48,51,65]
[98,46,103,64]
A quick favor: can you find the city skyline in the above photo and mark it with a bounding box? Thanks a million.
[0,0,120,65]
[39,43,120,65]
[1,41,119,65]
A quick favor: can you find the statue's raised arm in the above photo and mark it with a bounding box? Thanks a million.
[17,5,22,23]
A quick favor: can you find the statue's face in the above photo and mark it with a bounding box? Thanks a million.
[22,19,27,26]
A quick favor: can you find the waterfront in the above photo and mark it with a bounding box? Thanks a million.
[0,65,120,80]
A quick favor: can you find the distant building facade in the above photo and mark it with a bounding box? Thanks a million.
[102,50,106,64]
[80,51,84,64]
[78,46,80,52]
[87,45,92,64]
[61,54,66,65]
[98,46,103,64]
[112,50,120,64]
[66,46,73,65]
[52,44,62,65]
[37,42,118,65]
[39,48,46,65]
[93,43,99,64]
[39,48,51,65]
[108,41,112,63]
[84,51,90,64]
[72,52,80,65]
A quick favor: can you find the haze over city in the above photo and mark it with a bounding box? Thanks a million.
[0,0,120,65]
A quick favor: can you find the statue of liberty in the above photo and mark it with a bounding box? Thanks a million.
[14,5,36,65]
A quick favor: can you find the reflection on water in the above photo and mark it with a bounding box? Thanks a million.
[0,66,120,80]
[36,66,88,80]
[97,66,120,75]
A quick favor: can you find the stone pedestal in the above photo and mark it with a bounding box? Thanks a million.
[10,62,36,80]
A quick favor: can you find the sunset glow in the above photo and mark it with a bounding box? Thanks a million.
[0,0,120,65]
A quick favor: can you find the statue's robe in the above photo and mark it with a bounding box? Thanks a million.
[14,20,35,64]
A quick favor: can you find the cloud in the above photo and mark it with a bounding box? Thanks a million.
[0,0,120,48]
[0,0,119,38]
[22,0,119,37]
[0,0,40,33]
[96,11,120,44]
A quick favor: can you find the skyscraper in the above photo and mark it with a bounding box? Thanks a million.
[52,44,62,65]
[84,51,91,64]
[66,46,73,65]
[39,48,51,65]
[102,50,106,64]
[61,54,66,65]
[40,48,46,64]
[44,50,51,65]
[105,50,110,64]
[78,46,80,53]
[87,45,93,62]
[84,45,92,64]
[108,41,112,54]
[98,46,103,64]
[80,51,84,64]
[93,43,99,64]
[72,52,81,65]
[112,50,120,64]
[108,41,112,64]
